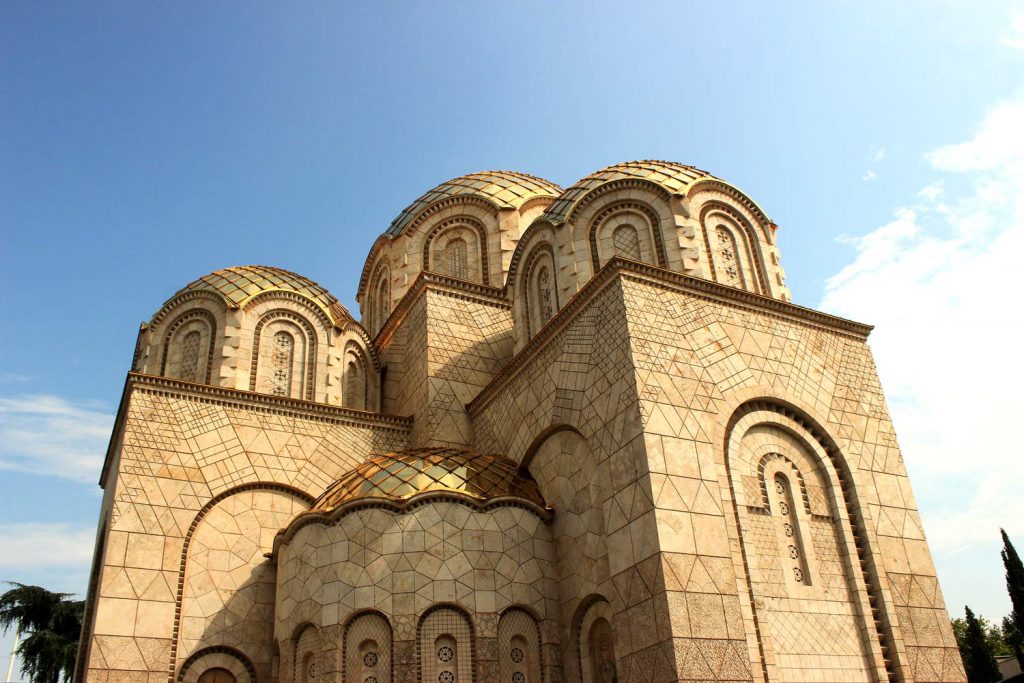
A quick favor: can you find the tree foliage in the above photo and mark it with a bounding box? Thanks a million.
[0,583,83,683]
[958,606,1003,683]
[1002,529,1024,669]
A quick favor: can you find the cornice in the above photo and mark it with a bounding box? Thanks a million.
[125,373,414,430]
[467,258,872,415]
[374,271,510,350]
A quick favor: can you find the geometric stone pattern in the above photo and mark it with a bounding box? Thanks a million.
[78,161,963,683]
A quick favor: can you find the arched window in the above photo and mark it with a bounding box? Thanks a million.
[715,225,746,289]
[344,612,392,683]
[587,618,617,683]
[498,609,542,683]
[344,355,366,411]
[376,275,391,332]
[419,607,473,683]
[536,265,554,325]
[612,224,642,261]
[178,330,201,382]
[771,472,811,586]
[269,331,294,397]
[197,669,236,683]
[441,237,469,280]
[295,626,320,683]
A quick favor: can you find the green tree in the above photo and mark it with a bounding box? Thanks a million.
[952,614,1011,659]
[0,583,83,683]
[1002,529,1024,669]
[960,605,1003,683]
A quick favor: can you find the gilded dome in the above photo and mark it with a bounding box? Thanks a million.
[312,448,547,511]
[386,171,563,237]
[542,160,717,225]
[158,265,351,326]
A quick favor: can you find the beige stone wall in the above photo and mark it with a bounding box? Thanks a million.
[274,502,559,683]
[79,376,409,683]
[470,263,962,682]
[379,279,514,448]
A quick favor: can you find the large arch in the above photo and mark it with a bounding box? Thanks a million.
[721,398,895,683]
[168,483,314,683]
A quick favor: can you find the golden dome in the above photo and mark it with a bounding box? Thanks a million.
[312,448,547,511]
[542,160,717,225]
[386,171,563,236]
[159,265,351,326]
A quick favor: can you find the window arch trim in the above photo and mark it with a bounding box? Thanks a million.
[699,203,770,295]
[588,201,667,273]
[520,242,559,338]
[248,310,318,400]
[421,217,490,286]
[160,309,218,384]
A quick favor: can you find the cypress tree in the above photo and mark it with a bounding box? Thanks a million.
[1002,528,1024,669]
[962,605,1002,683]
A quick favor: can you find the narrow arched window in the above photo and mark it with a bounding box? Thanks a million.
[499,609,542,683]
[179,330,201,382]
[715,225,745,288]
[536,265,554,324]
[344,612,392,683]
[612,224,642,261]
[344,357,366,410]
[442,237,469,280]
[419,607,473,683]
[772,472,811,585]
[587,618,617,683]
[269,331,294,397]
[376,276,390,332]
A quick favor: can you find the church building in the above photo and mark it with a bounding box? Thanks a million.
[75,161,965,683]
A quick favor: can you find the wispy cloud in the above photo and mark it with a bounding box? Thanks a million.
[822,97,1024,555]
[861,169,877,182]
[871,145,887,163]
[1002,13,1024,50]
[0,523,96,570]
[0,395,112,483]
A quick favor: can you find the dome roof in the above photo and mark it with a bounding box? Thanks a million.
[159,265,351,326]
[386,171,563,237]
[542,160,717,225]
[312,448,547,511]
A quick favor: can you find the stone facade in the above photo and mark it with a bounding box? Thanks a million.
[77,161,963,683]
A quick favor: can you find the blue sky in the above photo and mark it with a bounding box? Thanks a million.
[2,0,1023,673]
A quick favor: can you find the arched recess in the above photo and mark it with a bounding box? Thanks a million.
[571,597,618,683]
[422,218,489,285]
[178,646,255,683]
[294,624,321,683]
[699,203,769,295]
[170,484,314,683]
[520,243,559,338]
[723,400,893,683]
[588,201,666,272]
[418,604,475,683]
[249,311,317,400]
[342,341,371,411]
[160,309,218,384]
[371,262,392,335]
[343,610,393,683]
[497,607,542,683]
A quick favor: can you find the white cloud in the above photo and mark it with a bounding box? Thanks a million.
[0,523,96,569]
[0,395,112,484]
[872,146,887,163]
[1002,13,1024,50]
[821,97,1024,558]
[862,169,877,182]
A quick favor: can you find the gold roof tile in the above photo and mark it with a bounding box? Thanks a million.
[160,265,350,325]
[386,171,562,236]
[312,448,546,510]
[542,159,717,225]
